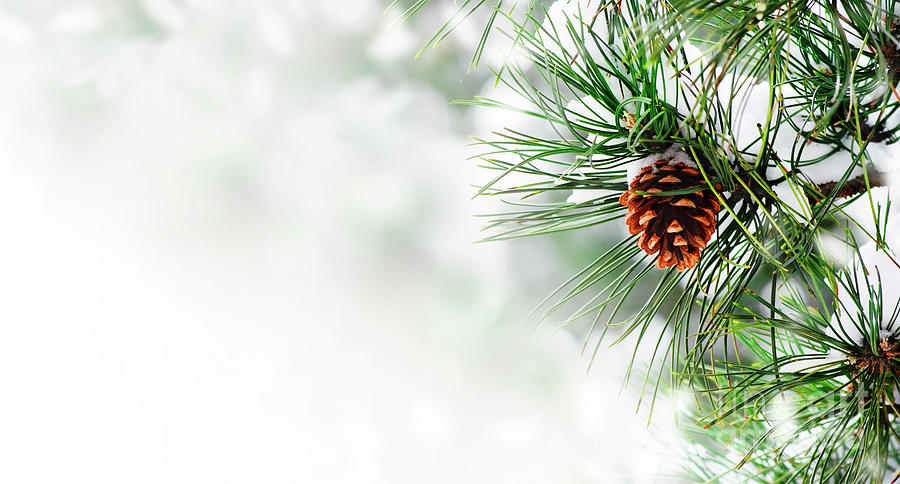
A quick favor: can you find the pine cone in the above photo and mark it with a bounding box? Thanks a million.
[618,155,721,271]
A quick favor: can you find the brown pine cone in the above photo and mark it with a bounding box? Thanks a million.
[618,156,721,271]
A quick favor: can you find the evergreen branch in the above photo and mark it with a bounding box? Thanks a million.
[407,0,900,479]
[808,169,890,205]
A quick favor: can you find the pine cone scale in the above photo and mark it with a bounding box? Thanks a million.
[672,198,695,208]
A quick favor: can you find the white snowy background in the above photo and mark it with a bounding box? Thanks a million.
[0,1,683,483]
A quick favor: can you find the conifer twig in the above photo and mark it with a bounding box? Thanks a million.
[809,170,889,205]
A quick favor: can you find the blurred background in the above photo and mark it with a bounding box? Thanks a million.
[0,1,679,482]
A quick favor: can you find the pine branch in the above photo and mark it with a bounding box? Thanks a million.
[407,0,900,480]
[809,170,890,205]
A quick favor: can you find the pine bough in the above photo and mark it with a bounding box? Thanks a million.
[406,0,900,481]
